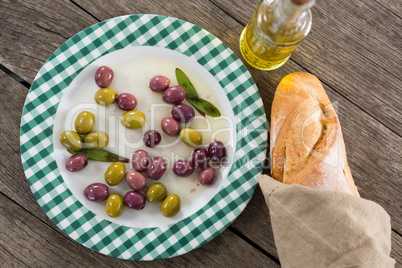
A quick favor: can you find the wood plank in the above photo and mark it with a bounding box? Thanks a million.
[0,194,130,267]
[0,70,280,266]
[0,0,98,83]
[392,231,402,267]
[210,0,402,135]
[0,193,279,267]
[0,244,29,268]
[0,0,400,264]
[373,0,402,19]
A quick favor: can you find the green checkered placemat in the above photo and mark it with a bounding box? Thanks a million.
[20,14,267,260]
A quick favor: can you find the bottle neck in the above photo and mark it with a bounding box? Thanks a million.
[273,0,314,24]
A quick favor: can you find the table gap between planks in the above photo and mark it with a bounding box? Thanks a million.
[0,0,400,266]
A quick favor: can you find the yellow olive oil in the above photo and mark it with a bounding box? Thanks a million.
[240,0,314,71]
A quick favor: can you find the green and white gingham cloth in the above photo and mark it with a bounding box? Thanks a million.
[20,14,267,260]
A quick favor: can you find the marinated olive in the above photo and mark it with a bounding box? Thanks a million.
[104,162,126,186]
[105,194,124,218]
[75,111,95,134]
[83,183,109,201]
[192,147,209,169]
[126,171,147,191]
[131,149,149,172]
[161,117,181,136]
[94,87,117,105]
[120,110,146,129]
[162,86,186,104]
[180,128,203,147]
[65,154,88,172]
[95,66,114,88]
[160,194,181,217]
[146,183,167,203]
[60,130,83,151]
[173,160,194,177]
[124,191,146,210]
[149,75,170,92]
[199,168,216,186]
[143,130,161,148]
[147,157,167,180]
[84,131,109,149]
[117,93,137,111]
[208,140,227,163]
[171,103,195,123]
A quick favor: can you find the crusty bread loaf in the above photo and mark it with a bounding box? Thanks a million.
[270,72,359,196]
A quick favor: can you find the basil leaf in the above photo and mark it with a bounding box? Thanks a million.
[176,68,221,117]
[175,68,198,97]
[68,148,129,163]
[187,95,221,117]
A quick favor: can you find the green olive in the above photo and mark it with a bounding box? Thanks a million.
[84,131,109,149]
[179,128,203,147]
[60,130,83,151]
[160,194,181,217]
[105,194,124,218]
[120,110,146,129]
[104,162,126,186]
[75,111,95,134]
[146,183,167,203]
[94,88,117,105]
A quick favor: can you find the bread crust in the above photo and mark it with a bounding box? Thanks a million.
[270,72,359,196]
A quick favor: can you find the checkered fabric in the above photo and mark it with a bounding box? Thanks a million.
[20,14,267,260]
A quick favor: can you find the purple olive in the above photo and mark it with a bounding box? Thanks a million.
[208,140,227,163]
[173,160,194,177]
[117,93,137,111]
[162,86,186,104]
[95,66,114,88]
[171,103,195,123]
[65,154,88,172]
[126,171,147,191]
[192,147,209,169]
[147,157,167,180]
[83,183,109,201]
[161,117,181,136]
[149,75,170,92]
[131,149,149,172]
[199,168,216,186]
[124,191,146,210]
[143,130,161,148]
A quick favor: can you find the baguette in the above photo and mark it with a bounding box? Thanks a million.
[270,72,359,196]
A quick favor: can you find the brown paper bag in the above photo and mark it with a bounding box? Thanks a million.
[257,174,395,268]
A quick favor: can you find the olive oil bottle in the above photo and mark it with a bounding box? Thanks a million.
[240,0,315,71]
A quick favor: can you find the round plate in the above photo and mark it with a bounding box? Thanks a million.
[20,14,267,260]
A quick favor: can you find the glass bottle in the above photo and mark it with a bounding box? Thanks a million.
[239,0,315,71]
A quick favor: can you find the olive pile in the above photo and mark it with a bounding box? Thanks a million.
[82,163,180,218]
[61,111,109,172]
[148,75,227,185]
[61,66,227,219]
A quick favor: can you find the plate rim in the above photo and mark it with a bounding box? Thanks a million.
[20,14,267,260]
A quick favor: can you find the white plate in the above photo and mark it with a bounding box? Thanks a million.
[20,14,267,260]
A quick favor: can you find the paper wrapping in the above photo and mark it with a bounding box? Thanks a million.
[257,174,395,267]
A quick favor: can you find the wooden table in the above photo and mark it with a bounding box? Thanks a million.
[1,0,401,266]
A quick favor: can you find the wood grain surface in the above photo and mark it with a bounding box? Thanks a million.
[212,0,402,135]
[0,0,401,266]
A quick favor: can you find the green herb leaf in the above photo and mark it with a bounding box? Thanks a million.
[187,95,221,117]
[175,68,199,97]
[176,68,221,117]
[68,148,129,163]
